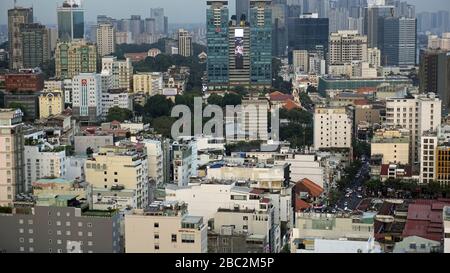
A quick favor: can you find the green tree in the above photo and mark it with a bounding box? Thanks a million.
[144,95,174,118]
[207,94,223,106]
[107,107,133,122]
[152,116,176,138]
[222,93,242,107]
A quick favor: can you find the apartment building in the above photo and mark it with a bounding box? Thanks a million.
[101,56,133,92]
[101,89,133,119]
[141,139,164,186]
[125,201,207,253]
[97,23,116,57]
[133,72,163,96]
[72,73,103,123]
[329,30,368,65]
[371,128,410,165]
[313,107,352,151]
[55,40,97,80]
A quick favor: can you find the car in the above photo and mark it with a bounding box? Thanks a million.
[345,193,350,198]
[357,187,362,191]
[357,195,363,198]
[344,206,348,211]
[332,209,336,213]
[344,202,348,206]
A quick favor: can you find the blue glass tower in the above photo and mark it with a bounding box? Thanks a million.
[57,0,84,42]
[206,1,229,90]
[249,0,272,88]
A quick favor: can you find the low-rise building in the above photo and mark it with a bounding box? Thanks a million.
[39,90,64,119]
[101,89,133,120]
[371,128,410,165]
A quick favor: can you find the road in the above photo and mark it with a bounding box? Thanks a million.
[335,158,370,212]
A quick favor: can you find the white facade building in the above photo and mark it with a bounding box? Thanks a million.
[101,89,133,119]
[141,139,164,185]
[97,23,116,57]
[313,107,352,150]
[72,73,103,122]
[102,56,133,92]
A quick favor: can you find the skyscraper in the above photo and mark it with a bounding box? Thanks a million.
[178,29,193,57]
[57,0,84,42]
[21,23,51,68]
[228,16,251,87]
[151,8,165,34]
[287,13,329,63]
[363,3,394,49]
[382,16,416,67]
[249,0,273,88]
[419,50,450,114]
[8,6,33,70]
[97,23,116,57]
[206,1,230,90]
[271,2,287,57]
[329,30,368,65]
[236,0,250,21]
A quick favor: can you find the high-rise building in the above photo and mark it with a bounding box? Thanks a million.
[292,50,309,72]
[129,15,143,40]
[0,109,25,206]
[57,0,85,42]
[133,72,163,96]
[271,3,288,57]
[363,3,394,49]
[419,50,450,114]
[178,29,193,57]
[150,8,165,34]
[8,7,33,70]
[144,18,156,34]
[287,13,329,63]
[96,23,116,57]
[236,0,250,20]
[101,56,133,92]
[313,107,352,151]
[55,39,97,80]
[72,73,103,122]
[249,0,273,88]
[206,1,230,89]
[21,23,51,68]
[382,16,416,67]
[228,18,251,87]
[385,93,442,165]
[368,47,382,68]
[329,30,368,65]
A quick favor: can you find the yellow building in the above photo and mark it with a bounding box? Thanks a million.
[39,90,64,119]
[371,128,410,165]
[84,145,149,209]
[133,72,162,95]
[436,146,450,186]
[125,201,207,253]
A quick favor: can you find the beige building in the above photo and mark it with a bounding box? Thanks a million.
[32,178,86,199]
[133,72,163,95]
[178,29,193,57]
[371,128,410,165]
[292,50,309,72]
[329,31,368,65]
[39,90,64,119]
[102,56,133,92]
[125,201,207,253]
[0,109,25,206]
[55,39,97,80]
[355,104,382,126]
[313,107,352,150]
[85,144,149,209]
[97,23,116,57]
[368,47,381,68]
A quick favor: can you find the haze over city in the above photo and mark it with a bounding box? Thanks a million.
[0,0,449,25]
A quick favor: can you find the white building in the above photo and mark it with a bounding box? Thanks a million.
[329,30,368,65]
[386,93,442,165]
[101,89,133,119]
[97,23,116,57]
[72,73,103,122]
[102,56,133,92]
[172,139,197,187]
[178,29,193,57]
[367,47,381,68]
[64,156,86,181]
[24,143,66,192]
[275,154,325,188]
[419,133,438,184]
[141,139,164,185]
[444,206,450,253]
[313,107,352,150]
[63,79,73,104]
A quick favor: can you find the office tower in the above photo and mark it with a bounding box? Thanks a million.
[419,50,450,114]
[329,30,368,65]
[8,7,33,70]
[144,18,156,34]
[288,13,329,63]
[206,1,230,90]
[0,109,25,206]
[101,56,133,92]
[129,15,143,40]
[97,23,116,57]
[164,16,169,35]
[363,3,394,49]
[313,107,352,150]
[383,17,416,67]
[386,0,415,18]
[249,0,273,88]
[57,0,85,42]
[178,29,193,57]
[236,0,250,20]
[228,18,251,87]
[385,93,442,165]
[72,73,103,122]
[21,23,51,68]
[151,8,165,34]
[328,7,350,33]
[55,40,97,80]
[271,2,288,57]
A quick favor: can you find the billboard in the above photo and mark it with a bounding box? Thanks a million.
[235,29,244,69]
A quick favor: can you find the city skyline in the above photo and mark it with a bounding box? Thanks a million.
[0,0,449,25]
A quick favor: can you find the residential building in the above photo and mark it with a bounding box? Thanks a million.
[329,30,368,65]
[371,128,410,165]
[57,0,85,42]
[0,196,121,253]
[55,40,97,80]
[0,109,25,206]
[393,236,441,253]
[101,89,133,120]
[102,56,133,92]
[178,29,193,57]
[97,23,116,57]
[419,132,438,184]
[125,201,207,253]
[133,72,163,95]
[313,107,352,151]
[171,139,197,187]
[141,139,164,186]
[39,90,64,119]
[292,50,309,72]
[85,145,149,209]
[8,7,33,70]
[72,73,103,123]
[385,93,442,165]
[21,23,51,68]
[368,47,382,68]
[24,142,66,193]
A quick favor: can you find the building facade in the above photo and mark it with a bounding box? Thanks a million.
[97,23,116,57]
[55,40,97,80]
[21,23,51,69]
[57,0,85,42]
[72,73,103,123]
[313,107,352,150]
[8,7,33,70]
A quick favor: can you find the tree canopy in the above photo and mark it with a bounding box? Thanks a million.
[107,107,133,122]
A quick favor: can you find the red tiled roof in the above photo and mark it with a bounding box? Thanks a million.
[269,91,293,101]
[250,189,264,195]
[380,164,412,177]
[295,199,312,212]
[295,178,324,198]
[354,99,369,105]
[284,99,301,110]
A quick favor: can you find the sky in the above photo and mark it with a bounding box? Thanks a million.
[0,0,449,25]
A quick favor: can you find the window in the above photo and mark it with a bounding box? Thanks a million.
[19,228,24,234]
[66,222,71,227]
[28,229,33,234]
[78,231,83,237]
[88,241,93,246]
[88,232,93,237]
[87,223,92,228]
[19,219,24,224]
[78,222,83,227]
[57,249,63,253]
[29,247,34,252]
[49,248,53,253]
[57,240,62,245]
[29,238,34,243]
[56,221,61,226]
[57,230,62,235]
[171,234,177,242]
[154,234,159,239]
[154,244,159,250]
[243,216,248,221]
[19,237,24,243]
[181,234,195,243]
[66,231,71,236]
[28,220,33,225]
[154,223,159,228]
